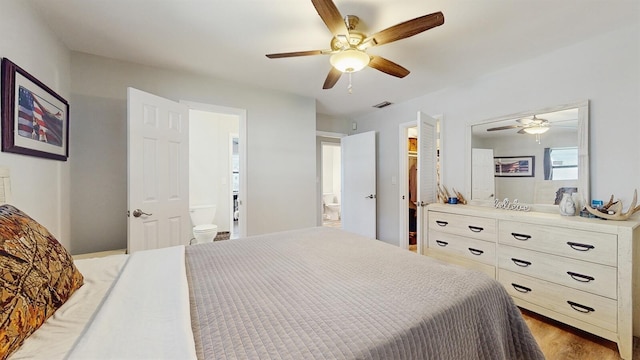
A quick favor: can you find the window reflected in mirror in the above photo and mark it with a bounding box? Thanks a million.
[545,147,578,181]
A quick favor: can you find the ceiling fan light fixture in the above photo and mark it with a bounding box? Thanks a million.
[523,126,550,135]
[330,49,370,73]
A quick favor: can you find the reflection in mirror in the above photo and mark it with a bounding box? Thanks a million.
[467,101,589,210]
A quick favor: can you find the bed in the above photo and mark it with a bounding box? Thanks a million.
[2,199,544,360]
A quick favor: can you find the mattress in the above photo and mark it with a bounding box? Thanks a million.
[11,227,544,359]
[186,227,544,359]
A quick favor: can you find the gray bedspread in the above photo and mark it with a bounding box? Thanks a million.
[185,227,544,360]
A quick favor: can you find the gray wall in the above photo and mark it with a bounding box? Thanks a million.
[0,0,71,247]
[354,24,640,246]
[69,53,317,254]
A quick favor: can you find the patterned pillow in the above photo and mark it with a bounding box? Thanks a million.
[0,204,83,359]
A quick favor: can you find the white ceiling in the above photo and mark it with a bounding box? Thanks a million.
[26,0,638,118]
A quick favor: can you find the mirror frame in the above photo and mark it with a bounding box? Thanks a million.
[465,100,589,212]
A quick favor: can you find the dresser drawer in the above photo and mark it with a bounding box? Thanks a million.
[425,249,496,278]
[498,245,617,299]
[498,220,617,266]
[428,212,496,242]
[428,230,496,265]
[499,269,617,333]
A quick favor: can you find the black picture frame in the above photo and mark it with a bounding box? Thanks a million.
[1,58,69,161]
[494,156,535,177]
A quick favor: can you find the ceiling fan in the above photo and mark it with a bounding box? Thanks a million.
[487,115,551,135]
[265,0,444,90]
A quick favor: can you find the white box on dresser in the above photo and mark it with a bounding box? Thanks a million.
[425,203,640,360]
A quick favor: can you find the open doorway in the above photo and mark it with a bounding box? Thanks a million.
[321,142,341,228]
[184,102,247,241]
[231,136,239,237]
[398,114,442,253]
[407,126,418,252]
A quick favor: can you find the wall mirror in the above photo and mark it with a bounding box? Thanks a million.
[465,101,589,211]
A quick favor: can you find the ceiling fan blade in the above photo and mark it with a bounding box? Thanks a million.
[266,50,325,59]
[311,0,349,37]
[487,125,522,131]
[365,12,444,47]
[368,56,410,78]
[323,67,342,89]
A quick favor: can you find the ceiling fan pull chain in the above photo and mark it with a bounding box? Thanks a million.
[348,72,353,94]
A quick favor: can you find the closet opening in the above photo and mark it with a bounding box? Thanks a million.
[408,128,418,252]
[398,114,442,254]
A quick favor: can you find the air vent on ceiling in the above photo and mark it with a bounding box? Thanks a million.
[372,101,393,109]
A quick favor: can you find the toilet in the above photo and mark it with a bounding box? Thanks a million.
[189,205,218,244]
[322,193,341,220]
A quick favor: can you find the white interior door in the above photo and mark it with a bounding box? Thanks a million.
[341,131,376,238]
[127,87,190,253]
[416,112,438,253]
[472,148,496,200]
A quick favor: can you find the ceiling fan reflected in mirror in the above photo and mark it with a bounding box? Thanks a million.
[487,115,550,134]
[265,0,444,91]
[487,115,552,144]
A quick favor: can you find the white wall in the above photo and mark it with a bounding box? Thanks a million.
[189,110,238,233]
[354,24,640,246]
[0,0,71,248]
[69,52,317,252]
[317,113,352,134]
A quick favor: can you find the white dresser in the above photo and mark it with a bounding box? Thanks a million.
[425,203,640,360]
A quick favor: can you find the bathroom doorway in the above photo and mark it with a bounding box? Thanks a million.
[231,135,239,238]
[321,141,342,228]
[184,102,246,240]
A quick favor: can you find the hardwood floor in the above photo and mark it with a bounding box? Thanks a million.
[521,309,640,360]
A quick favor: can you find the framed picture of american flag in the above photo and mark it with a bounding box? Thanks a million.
[1,58,69,161]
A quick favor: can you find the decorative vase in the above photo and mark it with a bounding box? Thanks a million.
[559,193,576,216]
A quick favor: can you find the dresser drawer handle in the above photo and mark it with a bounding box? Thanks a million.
[567,301,595,314]
[511,233,531,241]
[511,258,532,267]
[468,226,484,233]
[468,248,484,256]
[511,283,532,293]
[435,240,448,247]
[566,242,595,252]
[435,220,448,227]
[567,271,595,283]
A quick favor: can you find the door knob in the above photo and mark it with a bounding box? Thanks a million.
[132,209,152,218]
[365,194,376,199]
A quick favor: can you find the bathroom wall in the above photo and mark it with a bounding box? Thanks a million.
[322,144,341,203]
[189,110,239,233]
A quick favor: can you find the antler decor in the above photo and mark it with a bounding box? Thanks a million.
[585,189,640,220]
[436,185,467,204]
